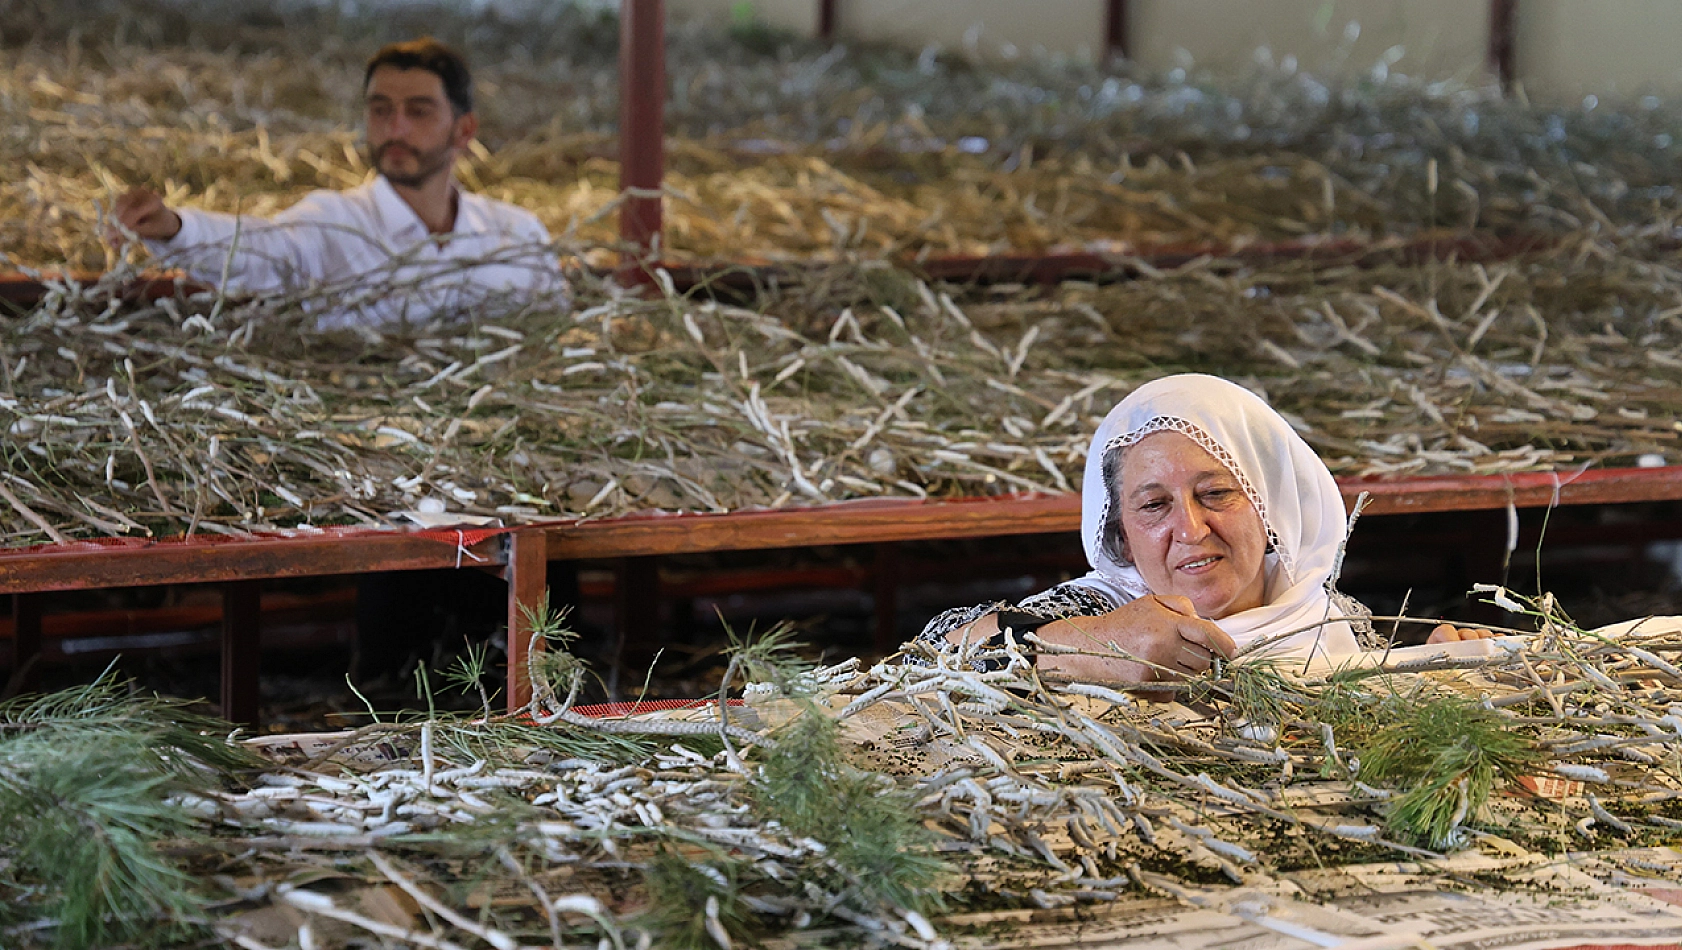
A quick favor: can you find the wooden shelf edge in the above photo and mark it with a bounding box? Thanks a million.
[546,466,1682,559]
[0,533,507,595]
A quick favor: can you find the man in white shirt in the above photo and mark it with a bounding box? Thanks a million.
[114,39,579,684]
[114,37,566,327]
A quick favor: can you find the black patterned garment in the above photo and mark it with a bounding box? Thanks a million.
[913,581,1121,664]
[914,580,1380,663]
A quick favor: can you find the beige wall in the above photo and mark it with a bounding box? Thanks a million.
[1515,0,1682,102]
[672,0,1484,75]
[667,0,1682,102]
[1129,0,1489,83]
[841,0,1105,60]
[670,0,1107,58]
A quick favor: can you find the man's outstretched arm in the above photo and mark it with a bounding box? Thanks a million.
[109,186,350,295]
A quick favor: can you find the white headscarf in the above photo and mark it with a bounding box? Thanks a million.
[1067,374,1362,660]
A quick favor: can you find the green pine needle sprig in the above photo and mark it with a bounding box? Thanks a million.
[0,667,258,948]
[753,705,947,915]
[640,849,759,950]
[1354,691,1539,849]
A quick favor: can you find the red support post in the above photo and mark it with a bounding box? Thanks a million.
[1488,0,1517,92]
[872,542,900,656]
[503,529,548,715]
[4,594,42,699]
[221,580,262,729]
[818,0,838,42]
[1105,0,1129,63]
[619,0,666,276]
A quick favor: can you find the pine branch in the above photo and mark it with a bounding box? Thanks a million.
[0,668,257,949]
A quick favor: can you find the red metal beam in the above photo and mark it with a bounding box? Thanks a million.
[619,0,666,268]
[1344,465,1682,515]
[502,528,547,714]
[547,494,1082,561]
[1489,0,1518,92]
[0,532,507,596]
[546,466,1682,560]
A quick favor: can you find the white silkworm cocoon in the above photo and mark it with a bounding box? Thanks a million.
[1192,772,1259,806]
[1169,818,1256,864]
[704,896,733,950]
[1553,764,1610,783]
[433,760,485,784]
[249,786,301,800]
[281,889,337,911]
[1623,646,1682,678]
[903,910,939,942]
[1323,823,1384,840]
[1133,812,1156,845]
[552,894,607,916]
[457,775,536,789]
[165,794,220,819]
[1588,794,1633,834]
[263,819,365,837]
[1229,745,1289,764]
[1058,683,1136,707]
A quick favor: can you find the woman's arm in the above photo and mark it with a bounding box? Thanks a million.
[937,594,1235,686]
[1034,595,1235,683]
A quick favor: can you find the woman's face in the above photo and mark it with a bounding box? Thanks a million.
[1116,431,1269,620]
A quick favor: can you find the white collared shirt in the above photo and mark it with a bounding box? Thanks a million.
[144,176,568,327]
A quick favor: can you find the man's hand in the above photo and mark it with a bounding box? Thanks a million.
[1035,594,1236,689]
[1426,623,1497,643]
[110,188,182,244]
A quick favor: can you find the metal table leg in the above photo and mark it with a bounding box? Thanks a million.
[221,580,262,729]
[4,593,43,699]
[504,529,548,715]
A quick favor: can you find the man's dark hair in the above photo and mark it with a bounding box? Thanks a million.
[365,37,474,115]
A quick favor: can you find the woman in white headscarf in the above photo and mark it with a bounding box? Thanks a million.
[917,374,1478,686]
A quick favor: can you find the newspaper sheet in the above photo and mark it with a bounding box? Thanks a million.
[934,850,1682,950]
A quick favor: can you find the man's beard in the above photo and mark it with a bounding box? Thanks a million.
[370,140,453,188]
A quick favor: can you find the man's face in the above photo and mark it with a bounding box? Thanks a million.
[364,65,476,189]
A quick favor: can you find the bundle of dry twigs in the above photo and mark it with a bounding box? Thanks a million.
[6,0,1682,268]
[4,227,1681,546]
[12,603,1670,948]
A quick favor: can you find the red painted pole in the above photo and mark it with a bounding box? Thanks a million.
[221,580,261,729]
[619,0,666,274]
[1105,0,1129,63]
[818,0,837,42]
[1488,0,1517,92]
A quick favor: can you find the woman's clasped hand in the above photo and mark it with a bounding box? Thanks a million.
[1029,594,1236,684]
[1425,623,1498,643]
